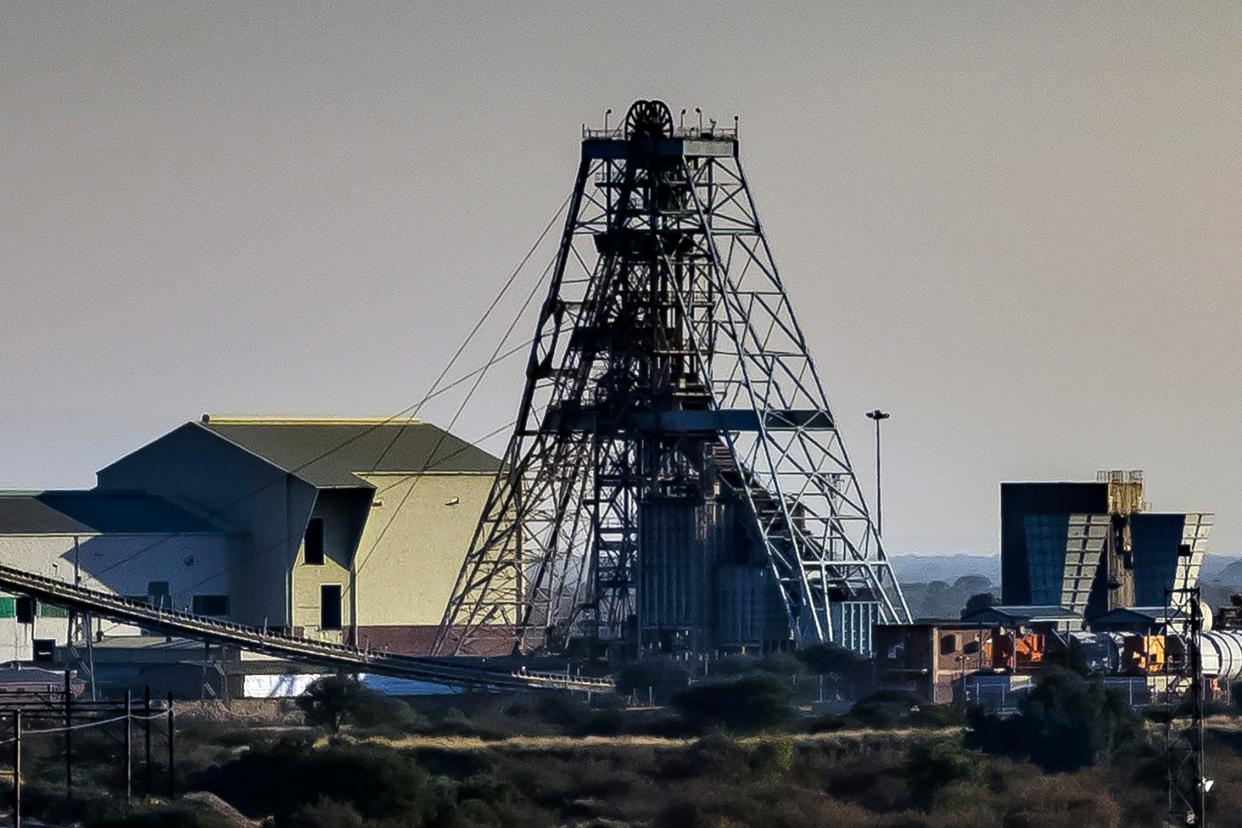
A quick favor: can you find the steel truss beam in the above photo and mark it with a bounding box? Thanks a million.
[434,100,909,657]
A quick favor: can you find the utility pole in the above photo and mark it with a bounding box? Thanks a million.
[1166,567,1208,827]
[865,409,890,536]
[143,686,152,795]
[166,692,175,797]
[12,711,21,828]
[123,690,132,805]
[63,671,72,804]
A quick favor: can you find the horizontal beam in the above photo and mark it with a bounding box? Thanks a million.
[582,137,736,160]
[541,408,833,434]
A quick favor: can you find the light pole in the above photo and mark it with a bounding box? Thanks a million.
[865,409,890,536]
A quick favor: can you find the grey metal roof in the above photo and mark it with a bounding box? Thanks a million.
[198,417,501,488]
[961,604,1081,623]
[909,617,993,627]
[0,664,72,686]
[1092,606,1182,624]
[0,490,223,535]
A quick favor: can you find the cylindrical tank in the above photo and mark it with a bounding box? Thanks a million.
[1069,633,1124,674]
[1200,631,1242,681]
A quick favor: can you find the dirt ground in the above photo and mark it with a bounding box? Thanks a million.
[368,726,959,753]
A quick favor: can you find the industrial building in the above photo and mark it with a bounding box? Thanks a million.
[876,470,1221,709]
[0,415,499,672]
[1000,471,1212,619]
[874,619,991,704]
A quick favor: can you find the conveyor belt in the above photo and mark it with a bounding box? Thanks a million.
[0,564,614,694]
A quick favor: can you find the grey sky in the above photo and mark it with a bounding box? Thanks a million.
[2,2,1239,556]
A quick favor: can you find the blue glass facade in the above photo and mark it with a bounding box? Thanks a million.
[1131,513,1186,606]
[1001,483,1109,606]
[1022,514,1070,605]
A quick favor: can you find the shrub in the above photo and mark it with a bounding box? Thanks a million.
[287,797,364,828]
[848,688,923,728]
[671,674,793,732]
[93,803,237,828]
[295,674,415,733]
[904,739,981,810]
[712,652,805,682]
[751,736,796,779]
[617,658,692,704]
[962,591,998,618]
[966,667,1142,772]
[796,642,863,677]
[197,740,435,822]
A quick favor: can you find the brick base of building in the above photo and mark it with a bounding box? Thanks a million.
[347,625,514,657]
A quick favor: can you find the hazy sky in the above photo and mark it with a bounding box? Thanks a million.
[2,2,1240,556]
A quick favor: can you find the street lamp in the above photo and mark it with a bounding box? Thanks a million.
[865,409,890,536]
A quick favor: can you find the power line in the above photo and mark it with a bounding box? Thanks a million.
[159,192,569,609]
[366,191,571,473]
[84,344,528,585]
[351,244,554,576]
[84,192,569,585]
[171,418,520,599]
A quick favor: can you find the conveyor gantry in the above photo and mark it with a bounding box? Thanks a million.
[0,564,614,695]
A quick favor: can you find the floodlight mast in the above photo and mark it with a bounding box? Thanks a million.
[435,100,910,658]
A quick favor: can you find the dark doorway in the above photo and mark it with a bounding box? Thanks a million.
[320,584,342,630]
[304,517,325,565]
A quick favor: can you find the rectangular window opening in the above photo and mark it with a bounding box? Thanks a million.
[32,639,55,663]
[304,517,325,565]
[15,596,36,624]
[320,584,342,631]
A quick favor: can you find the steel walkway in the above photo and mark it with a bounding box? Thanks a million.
[0,564,614,695]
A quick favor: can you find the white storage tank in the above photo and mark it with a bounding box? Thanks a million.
[1200,631,1242,681]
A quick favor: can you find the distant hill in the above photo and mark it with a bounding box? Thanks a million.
[888,555,1000,620]
[888,553,1242,617]
[1201,554,1242,583]
[891,553,1242,590]
[1199,555,1242,611]
[889,554,999,586]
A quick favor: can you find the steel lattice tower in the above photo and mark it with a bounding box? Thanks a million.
[435,100,910,658]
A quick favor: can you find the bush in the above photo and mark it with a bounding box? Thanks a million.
[617,658,692,704]
[848,688,923,728]
[288,797,365,828]
[966,667,1142,772]
[197,740,435,823]
[796,642,863,676]
[905,739,981,809]
[295,674,415,733]
[962,591,998,618]
[671,674,793,732]
[93,802,237,828]
[712,652,804,682]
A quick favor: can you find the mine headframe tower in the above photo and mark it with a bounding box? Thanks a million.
[434,100,910,658]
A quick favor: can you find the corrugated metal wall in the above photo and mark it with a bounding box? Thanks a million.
[638,500,725,653]
[714,563,783,650]
[829,601,879,656]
